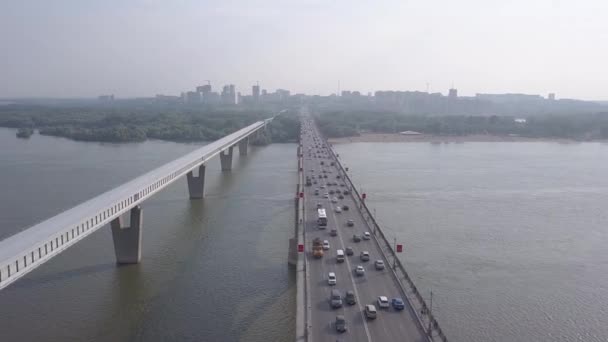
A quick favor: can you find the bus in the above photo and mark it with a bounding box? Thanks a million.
[317,208,327,229]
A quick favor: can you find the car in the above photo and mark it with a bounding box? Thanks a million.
[375,260,385,270]
[329,190,335,195]
[317,203,323,208]
[335,315,347,333]
[335,189,341,194]
[330,289,343,308]
[392,298,405,310]
[318,174,323,179]
[338,195,344,200]
[345,291,356,305]
[355,265,365,276]
[314,190,319,195]
[360,251,370,261]
[327,272,337,285]
[343,190,349,194]
[336,175,341,179]
[320,185,326,189]
[330,228,337,236]
[323,175,328,178]
[377,296,390,309]
[363,232,371,240]
[342,205,349,211]
[345,247,354,256]
[347,219,354,227]
[323,193,329,199]
[365,305,377,319]
[353,235,361,242]
[313,180,317,184]
[335,206,342,213]
[323,240,330,250]
[331,197,338,203]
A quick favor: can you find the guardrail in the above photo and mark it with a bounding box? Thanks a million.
[321,134,448,342]
[295,134,310,342]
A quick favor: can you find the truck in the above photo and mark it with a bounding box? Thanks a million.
[312,237,324,258]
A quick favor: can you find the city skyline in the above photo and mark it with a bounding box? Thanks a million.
[2,0,608,100]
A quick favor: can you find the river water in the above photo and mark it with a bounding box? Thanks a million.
[0,128,296,342]
[3,127,608,342]
[334,141,608,342]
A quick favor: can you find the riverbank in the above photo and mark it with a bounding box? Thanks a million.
[328,133,604,144]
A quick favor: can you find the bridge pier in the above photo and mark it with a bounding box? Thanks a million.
[111,206,143,264]
[238,137,249,156]
[187,164,206,199]
[220,146,234,171]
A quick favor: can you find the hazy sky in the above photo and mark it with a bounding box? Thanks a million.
[1,0,607,100]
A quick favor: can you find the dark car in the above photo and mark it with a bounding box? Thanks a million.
[343,190,350,195]
[338,195,344,199]
[392,298,405,310]
[342,205,349,211]
[347,219,354,227]
[353,235,361,242]
[335,315,347,332]
[345,291,356,305]
[345,247,354,255]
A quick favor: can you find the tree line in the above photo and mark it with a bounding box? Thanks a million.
[0,104,300,143]
[315,110,608,140]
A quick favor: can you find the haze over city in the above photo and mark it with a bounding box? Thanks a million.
[2,0,608,100]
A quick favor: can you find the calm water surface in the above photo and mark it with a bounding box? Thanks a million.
[335,141,608,342]
[0,128,296,342]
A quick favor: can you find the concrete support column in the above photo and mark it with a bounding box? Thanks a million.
[220,146,234,171]
[186,164,206,199]
[238,137,249,156]
[111,206,143,264]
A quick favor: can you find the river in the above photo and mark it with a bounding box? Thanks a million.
[3,127,607,342]
[0,128,296,342]
[334,141,608,342]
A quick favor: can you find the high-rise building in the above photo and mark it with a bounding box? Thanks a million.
[252,84,260,102]
[221,84,237,104]
[448,88,458,98]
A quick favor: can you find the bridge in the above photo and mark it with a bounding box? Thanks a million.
[293,111,448,341]
[0,118,273,291]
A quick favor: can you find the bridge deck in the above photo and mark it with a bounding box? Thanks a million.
[300,117,429,341]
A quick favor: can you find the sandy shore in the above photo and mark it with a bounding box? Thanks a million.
[327,133,600,144]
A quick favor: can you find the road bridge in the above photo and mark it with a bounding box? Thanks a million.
[0,118,273,291]
[294,112,447,341]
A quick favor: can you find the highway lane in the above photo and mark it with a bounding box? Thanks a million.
[301,116,428,342]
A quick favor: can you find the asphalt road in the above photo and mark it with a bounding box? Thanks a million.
[301,117,428,342]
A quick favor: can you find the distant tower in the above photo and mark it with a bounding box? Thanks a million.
[252,82,260,102]
[448,88,458,98]
[548,93,556,100]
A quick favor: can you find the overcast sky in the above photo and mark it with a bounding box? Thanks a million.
[1,0,607,100]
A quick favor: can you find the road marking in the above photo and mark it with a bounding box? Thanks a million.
[327,168,373,342]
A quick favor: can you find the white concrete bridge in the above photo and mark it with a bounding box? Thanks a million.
[0,118,273,291]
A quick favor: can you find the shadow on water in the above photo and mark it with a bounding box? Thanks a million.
[6,263,117,291]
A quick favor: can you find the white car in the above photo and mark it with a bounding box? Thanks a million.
[335,206,342,213]
[331,197,338,203]
[355,265,365,276]
[323,240,330,250]
[328,272,337,285]
[363,232,371,240]
[377,296,390,308]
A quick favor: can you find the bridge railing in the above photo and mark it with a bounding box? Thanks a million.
[322,136,448,342]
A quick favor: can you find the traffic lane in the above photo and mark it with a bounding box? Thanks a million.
[303,168,369,341]
[325,174,428,341]
[305,216,369,340]
[304,132,426,341]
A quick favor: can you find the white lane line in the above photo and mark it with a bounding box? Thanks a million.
[327,181,373,342]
